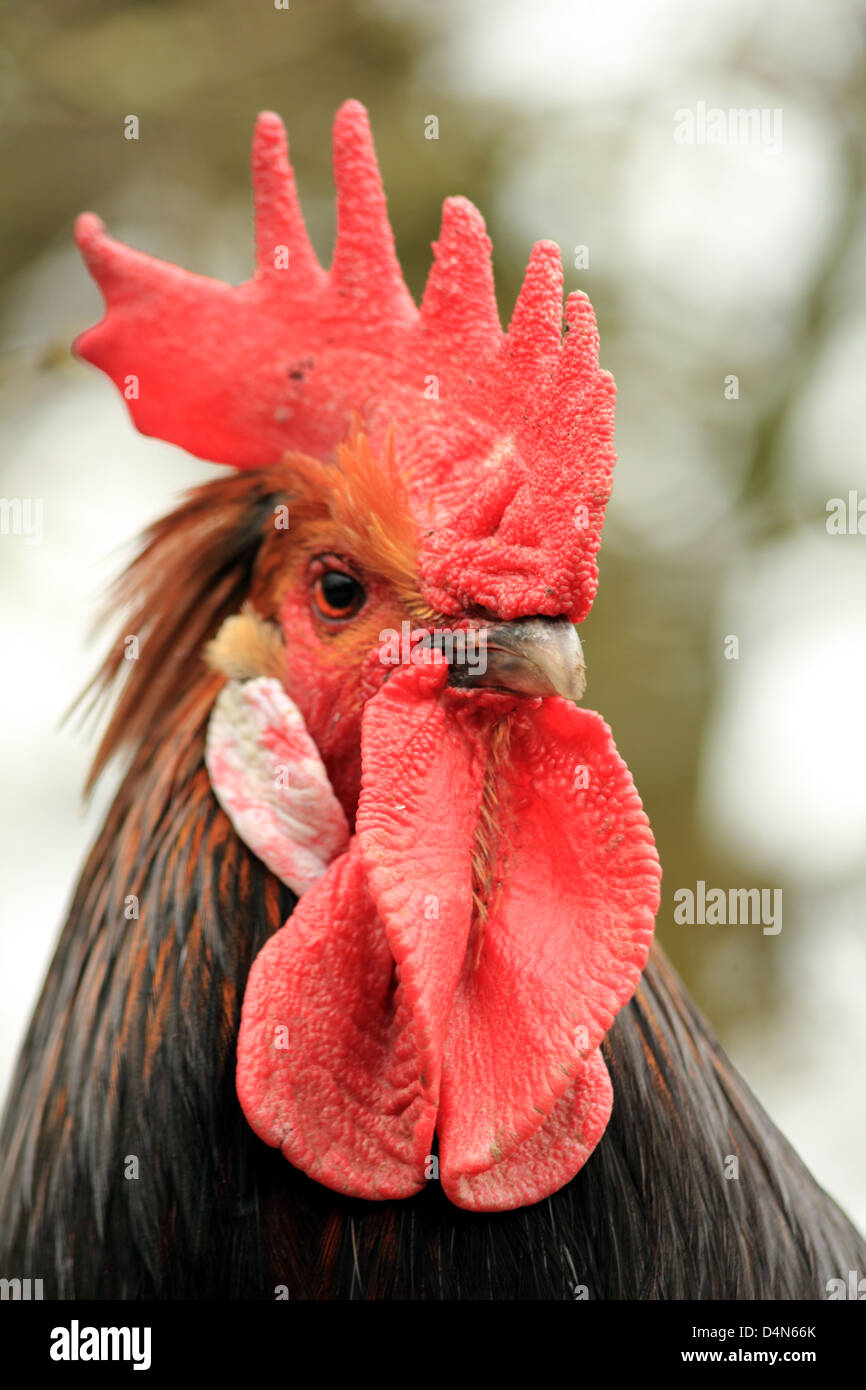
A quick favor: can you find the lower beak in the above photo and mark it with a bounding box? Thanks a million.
[449,615,586,703]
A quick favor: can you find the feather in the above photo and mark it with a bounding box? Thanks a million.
[1,474,862,1296]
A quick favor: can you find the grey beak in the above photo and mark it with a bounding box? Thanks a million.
[448,615,586,703]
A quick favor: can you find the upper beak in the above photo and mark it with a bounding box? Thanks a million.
[449,615,586,703]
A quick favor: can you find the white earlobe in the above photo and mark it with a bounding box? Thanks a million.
[205,677,350,896]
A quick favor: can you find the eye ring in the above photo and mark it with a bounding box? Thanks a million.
[310,556,366,625]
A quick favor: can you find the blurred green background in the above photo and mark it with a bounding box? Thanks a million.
[2,0,865,1225]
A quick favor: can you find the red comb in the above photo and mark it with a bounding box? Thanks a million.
[74,100,616,622]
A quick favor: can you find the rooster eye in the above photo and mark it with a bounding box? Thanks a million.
[311,562,366,623]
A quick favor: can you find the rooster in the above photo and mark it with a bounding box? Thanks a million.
[0,101,862,1300]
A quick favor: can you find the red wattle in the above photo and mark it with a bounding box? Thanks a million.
[235,662,660,1210]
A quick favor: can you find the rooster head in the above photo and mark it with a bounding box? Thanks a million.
[73,101,661,1212]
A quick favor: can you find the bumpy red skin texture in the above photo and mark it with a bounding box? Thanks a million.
[73,102,615,624]
[236,662,661,1211]
[72,98,661,1209]
[275,579,393,823]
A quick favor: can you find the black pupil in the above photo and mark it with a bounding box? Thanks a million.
[321,571,359,613]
